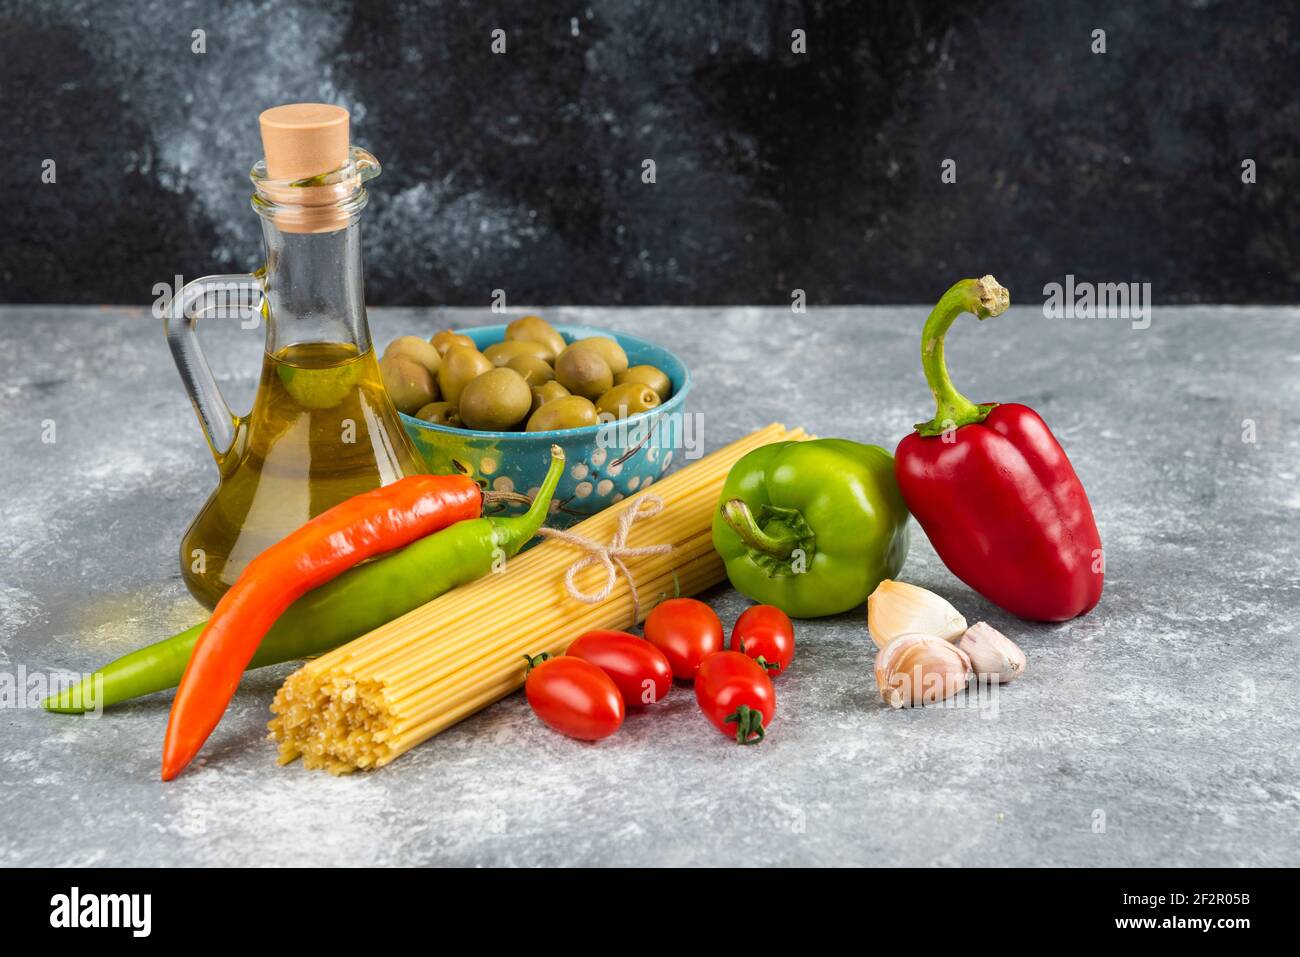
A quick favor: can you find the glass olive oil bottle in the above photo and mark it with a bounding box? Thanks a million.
[164,105,426,608]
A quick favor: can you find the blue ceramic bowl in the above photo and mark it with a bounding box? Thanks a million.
[401,324,692,528]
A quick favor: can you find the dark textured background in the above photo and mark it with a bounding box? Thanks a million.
[1,0,1296,306]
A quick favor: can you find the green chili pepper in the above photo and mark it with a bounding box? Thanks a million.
[711,439,909,618]
[44,447,566,714]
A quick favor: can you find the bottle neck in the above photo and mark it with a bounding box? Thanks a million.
[259,218,370,356]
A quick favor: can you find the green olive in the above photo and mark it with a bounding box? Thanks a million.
[438,345,493,406]
[430,329,476,356]
[484,340,552,367]
[504,315,566,361]
[530,380,570,414]
[383,336,442,376]
[614,364,671,401]
[415,401,462,428]
[526,395,599,432]
[506,354,555,386]
[596,382,661,418]
[564,336,628,375]
[380,354,437,415]
[555,347,613,401]
[458,367,533,431]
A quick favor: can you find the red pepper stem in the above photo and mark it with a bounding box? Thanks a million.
[721,499,798,559]
[915,275,1010,437]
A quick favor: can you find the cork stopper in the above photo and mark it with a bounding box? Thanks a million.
[258,104,350,181]
[253,104,374,234]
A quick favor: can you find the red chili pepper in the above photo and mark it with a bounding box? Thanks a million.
[894,276,1104,622]
[161,473,482,780]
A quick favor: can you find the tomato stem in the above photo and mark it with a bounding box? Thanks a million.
[725,704,766,745]
[522,652,551,674]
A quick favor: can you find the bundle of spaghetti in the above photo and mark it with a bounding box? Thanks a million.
[269,422,807,773]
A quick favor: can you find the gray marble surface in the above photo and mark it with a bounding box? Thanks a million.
[0,304,1297,867]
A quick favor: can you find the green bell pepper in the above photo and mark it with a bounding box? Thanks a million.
[711,439,910,618]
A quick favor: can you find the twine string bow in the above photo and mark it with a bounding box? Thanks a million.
[537,495,672,623]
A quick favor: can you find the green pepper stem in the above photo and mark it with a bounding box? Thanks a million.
[914,275,1009,436]
[721,499,798,560]
[491,445,566,555]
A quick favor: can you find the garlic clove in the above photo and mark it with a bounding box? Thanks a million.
[874,633,972,709]
[867,579,968,648]
[956,622,1027,684]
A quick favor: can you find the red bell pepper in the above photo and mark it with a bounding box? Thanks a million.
[894,276,1103,622]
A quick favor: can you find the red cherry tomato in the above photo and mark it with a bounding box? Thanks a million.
[566,630,673,707]
[729,605,795,677]
[695,651,776,745]
[644,598,724,680]
[524,654,624,740]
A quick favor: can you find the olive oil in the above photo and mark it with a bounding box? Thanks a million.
[165,105,423,607]
[180,342,426,608]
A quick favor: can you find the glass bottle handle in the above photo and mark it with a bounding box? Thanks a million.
[163,272,265,463]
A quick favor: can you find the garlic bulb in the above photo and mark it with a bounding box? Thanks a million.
[867,580,968,648]
[956,622,1026,684]
[874,633,972,708]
